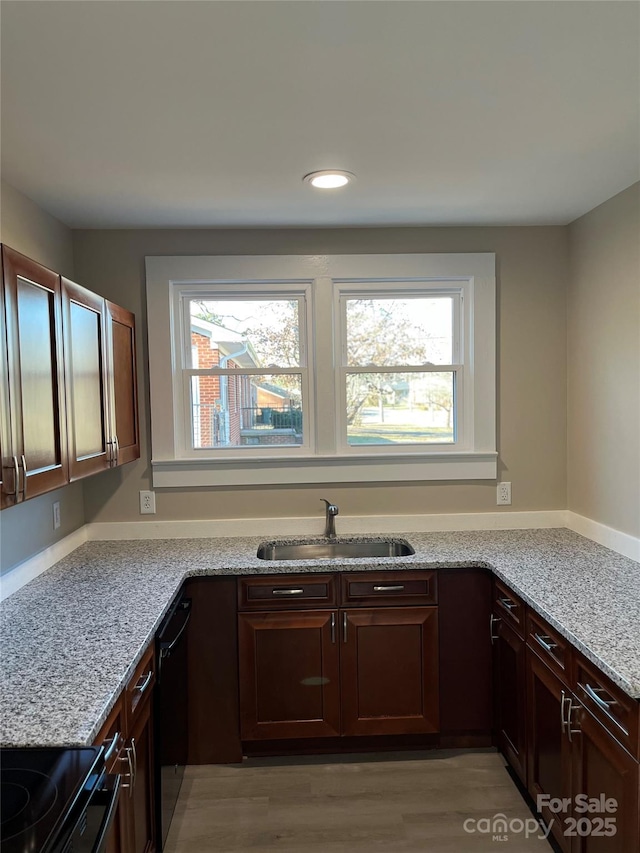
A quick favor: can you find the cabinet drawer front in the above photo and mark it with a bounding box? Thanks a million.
[575,655,639,759]
[493,579,525,638]
[341,571,437,607]
[238,574,337,610]
[526,610,572,685]
[126,643,156,725]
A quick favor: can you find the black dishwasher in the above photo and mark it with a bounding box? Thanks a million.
[155,593,191,851]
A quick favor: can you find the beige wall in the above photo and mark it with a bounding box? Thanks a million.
[72,226,568,524]
[1,180,74,277]
[0,181,85,574]
[568,183,640,537]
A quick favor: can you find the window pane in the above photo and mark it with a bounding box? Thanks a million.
[346,297,453,366]
[191,373,303,449]
[346,372,455,445]
[188,298,300,368]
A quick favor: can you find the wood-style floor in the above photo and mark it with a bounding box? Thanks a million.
[164,750,553,852]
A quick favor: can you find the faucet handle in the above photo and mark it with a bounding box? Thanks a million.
[320,498,339,515]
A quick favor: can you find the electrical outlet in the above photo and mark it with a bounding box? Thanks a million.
[497,482,512,506]
[139,490,156,514]
[53,501,61,530]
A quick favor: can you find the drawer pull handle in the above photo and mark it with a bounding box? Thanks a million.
[272,588,305,596]
[534,633,558,653]
[373,585,405,592]
[135,670,153,694]
[578,682,628,735]
[343,611,348,643]
[103,731,121,763]
[582,682,615,709]
[330,612,336,644]
[498,597,516,611]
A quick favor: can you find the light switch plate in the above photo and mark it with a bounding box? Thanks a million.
[53,501,61,530]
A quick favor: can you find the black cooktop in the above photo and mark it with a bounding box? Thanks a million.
[1,747,102,853]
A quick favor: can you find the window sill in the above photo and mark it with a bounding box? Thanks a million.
[151,452,498,488]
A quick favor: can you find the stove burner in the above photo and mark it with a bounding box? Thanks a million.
[0,768,58,840]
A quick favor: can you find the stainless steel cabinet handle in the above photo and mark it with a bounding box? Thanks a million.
[120,747,134,796]
[498,597,516,611]
[534,633,558,653]
[113,435,119,464]
[130,737,137,785]
[490,614,501,645]
[582,682,615,710]
[103,731,121,763]
[343,612,348,643]
[106,439,112,465]
[20,454,27,500]
[135,670,153,694]
[330,613,336,644]
[272,588,304,595]
[566,700,581,742]
[373,585,405,592]
[5,456,19,500]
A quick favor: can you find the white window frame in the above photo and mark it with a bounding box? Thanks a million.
[174,282,313,458]
[146,253,496,487]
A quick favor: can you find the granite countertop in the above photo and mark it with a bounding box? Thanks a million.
[1,528,639,748]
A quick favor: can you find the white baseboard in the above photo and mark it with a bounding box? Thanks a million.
[565,511,640,563]
[0,526,89,602]
[85,510,568,541]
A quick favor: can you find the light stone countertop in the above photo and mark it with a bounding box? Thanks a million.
[1,528,639,748]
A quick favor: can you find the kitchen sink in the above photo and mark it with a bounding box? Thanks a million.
[256,538,415,561]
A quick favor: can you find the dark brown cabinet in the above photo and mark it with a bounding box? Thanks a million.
[493,609,527,784]
[340,606,439,736]
[526,646,573,852]
[237,571,440,743]
[238,609,341,740]
[1,246,68,505]
[0,244,140,507]
[94,643,156,853]
[62,281,139,479]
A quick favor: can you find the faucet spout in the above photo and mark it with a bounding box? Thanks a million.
[320,498,339,538]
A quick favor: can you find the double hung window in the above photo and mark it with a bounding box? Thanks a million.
[146,253,496,486]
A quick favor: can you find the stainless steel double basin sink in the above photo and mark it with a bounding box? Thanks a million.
[256,538,415,561]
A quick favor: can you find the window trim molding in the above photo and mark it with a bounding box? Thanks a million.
[145,253,496,487]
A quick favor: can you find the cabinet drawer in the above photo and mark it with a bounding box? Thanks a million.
[493,579,525,638]
[340,571,437,607]
[526,610,572,685]
[125,643,155,724]
[575,654,639,759]
[238,574,338,610]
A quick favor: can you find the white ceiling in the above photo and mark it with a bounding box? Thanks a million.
[1,1,639,229]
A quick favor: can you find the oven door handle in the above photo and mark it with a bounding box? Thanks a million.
[91,772,122,853]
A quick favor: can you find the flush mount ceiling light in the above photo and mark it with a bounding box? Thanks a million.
[303,170,356,189]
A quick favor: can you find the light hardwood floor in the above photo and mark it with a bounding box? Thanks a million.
[164,750,553,852]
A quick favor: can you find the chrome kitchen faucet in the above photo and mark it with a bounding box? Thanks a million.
[321,499,339,538]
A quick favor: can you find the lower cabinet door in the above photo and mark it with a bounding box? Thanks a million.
[127,698,156,853]
[493,615,527,784]
[340,607,439,737]
[238,610,341,740]
[571,707,639,853]
[526,649,573,853]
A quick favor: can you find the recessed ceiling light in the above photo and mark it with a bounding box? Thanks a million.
[303,170,356,189]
